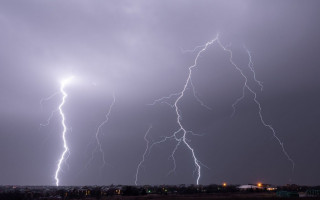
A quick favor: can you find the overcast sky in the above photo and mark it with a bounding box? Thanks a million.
[0,0,320,186]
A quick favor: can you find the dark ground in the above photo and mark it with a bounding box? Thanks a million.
[83,193,318,200]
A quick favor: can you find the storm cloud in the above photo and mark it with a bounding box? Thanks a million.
[0,0,319,186]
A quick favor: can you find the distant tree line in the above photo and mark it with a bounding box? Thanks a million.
[0,184,320,199]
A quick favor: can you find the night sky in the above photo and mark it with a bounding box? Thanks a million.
[0,0,320,186]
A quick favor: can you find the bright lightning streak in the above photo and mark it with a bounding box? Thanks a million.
[217,38,295,172]
[149,34,294,184]
[135,125,152,186]
[244,46,263,91]
[227,45,295,172]
[149,36,220,185]
[231,46,263,118]
[87,92,116,168]
[54,76,74,186]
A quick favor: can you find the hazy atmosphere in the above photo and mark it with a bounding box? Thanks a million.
[0,0,319,186]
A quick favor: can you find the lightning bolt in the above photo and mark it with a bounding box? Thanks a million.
[39,92,59,127]
[228,45,295,172]
[148,36,220,185]
[148,34,294,185]
[135,125,152,186]
[87,92,116,168]
[40,92,59,111]
[54,76,74,186]
[244,46,264,91]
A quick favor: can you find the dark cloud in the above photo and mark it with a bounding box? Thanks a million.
[0,0,319,186]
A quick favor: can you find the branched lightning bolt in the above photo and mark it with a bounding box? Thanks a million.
[147,93,181,107]
[227,45,295,172]
[244,46,263,91]
[87,92,116,168]
[39,92,59,127]
[135,125,152,186]
[148,34,294,184]
[54,76,73,186]
[149,36,220,185]
[218,38,294,172]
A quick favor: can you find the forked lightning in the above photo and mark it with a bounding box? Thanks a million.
[144,34,294,185]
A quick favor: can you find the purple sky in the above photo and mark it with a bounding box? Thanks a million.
[0,0,320,186]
